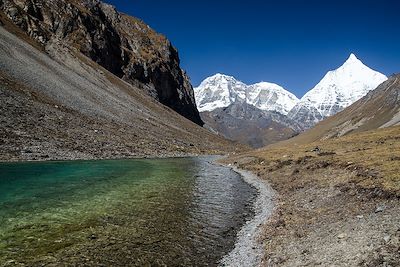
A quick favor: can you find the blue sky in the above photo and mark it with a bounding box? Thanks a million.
[104,0,400,97]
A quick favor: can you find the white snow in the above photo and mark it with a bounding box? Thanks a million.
[194,73,299,115]
[196,54,387,122]
[296,53,388,118]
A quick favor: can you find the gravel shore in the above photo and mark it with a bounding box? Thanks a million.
[220,165,275,267]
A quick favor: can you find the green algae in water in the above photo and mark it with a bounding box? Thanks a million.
[0,157,256,266]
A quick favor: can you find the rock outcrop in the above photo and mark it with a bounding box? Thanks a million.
[0,0,203,125]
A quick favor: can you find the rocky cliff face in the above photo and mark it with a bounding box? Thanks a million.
[0,0,203,125]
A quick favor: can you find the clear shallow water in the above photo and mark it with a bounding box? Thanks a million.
[0,157,256,266]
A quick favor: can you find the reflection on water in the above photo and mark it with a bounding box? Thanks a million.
[0,157,256,266]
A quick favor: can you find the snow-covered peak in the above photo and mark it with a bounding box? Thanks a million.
[246,82,299,114]
[346,53,359,62]
[199,73,239,86]
[298,53,387,117]
[339,53,366,70]
[195,74,247,112]
[195,74,299,114]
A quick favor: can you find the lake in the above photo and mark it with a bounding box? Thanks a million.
[0,157,256,266]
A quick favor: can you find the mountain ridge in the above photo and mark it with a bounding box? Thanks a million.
[0,2,240,161]
[200,102,301,148]
[0,0,203,125]
[195,54,388,147]
[195,73,299,115]
[289,53,387,128]
[270,73,400,147]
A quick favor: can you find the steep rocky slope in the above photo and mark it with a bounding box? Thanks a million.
[0,0,202,125]
[274,74,400,147]
[201,102,300,148]
[289,54,387,129]
[0,14,239,161]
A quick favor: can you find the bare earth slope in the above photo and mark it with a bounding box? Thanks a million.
[0,20,239,161]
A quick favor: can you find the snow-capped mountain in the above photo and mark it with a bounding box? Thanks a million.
[195,74,299,115]
[289,53,387,128]
[195,54,387,147]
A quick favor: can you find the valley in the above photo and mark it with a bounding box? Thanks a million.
[0,0,399,266]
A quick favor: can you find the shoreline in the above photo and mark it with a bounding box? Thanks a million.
[0,153,227,163]
[1,155,275,265]
[219,164,276,267]
[224,126,400,266]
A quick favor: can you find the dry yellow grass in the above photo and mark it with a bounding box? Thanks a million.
[230,125,400,196]
[224,126,400,266]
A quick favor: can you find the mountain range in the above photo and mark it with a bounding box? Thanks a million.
[195,54,388,147]
[195,74,299,115]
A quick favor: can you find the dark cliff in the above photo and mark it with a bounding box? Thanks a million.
[0,0,203,125]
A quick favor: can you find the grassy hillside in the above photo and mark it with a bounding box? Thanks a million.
[224,125,400,265]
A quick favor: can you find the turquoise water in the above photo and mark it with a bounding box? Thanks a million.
[0,157,256,266]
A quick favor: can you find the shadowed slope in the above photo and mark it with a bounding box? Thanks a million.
[0,20,240,161]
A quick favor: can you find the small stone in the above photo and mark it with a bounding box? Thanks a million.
[375,205,385,213]
[383,235,391,243]
[8,7,19,18]
[337,233,347,239]
[356,215,364,219]
[88,234,97,240]
[312,146,320,152]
